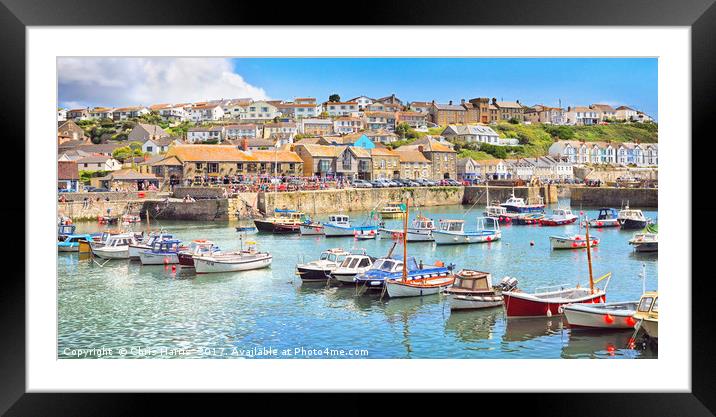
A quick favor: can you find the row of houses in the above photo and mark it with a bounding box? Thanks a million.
[548,141,658,166]
[458,157,575,182]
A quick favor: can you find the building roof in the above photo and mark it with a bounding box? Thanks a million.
[370,148,399,157]
[295,144,345,158]
[433,103,465,111]
[165,144,254,162]
[398,138,456,153]
[444,124,499,136]
[495,101,523,109]
[97,168,160,181]
[591,104,616,112]
[395,150,431,163]
[58,161,79,180]
[294,137,329,145]
[77,155,117,164]
[134,123,169,138]
[250,150,304,163]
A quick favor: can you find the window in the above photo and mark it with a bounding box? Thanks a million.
[196,163,203,170]
[637,297,654,312]
[208,163,219,173]
[237,163,243,171]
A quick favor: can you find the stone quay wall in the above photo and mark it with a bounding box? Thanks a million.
[569,187,657,208]
[57,200,149,222]
[58,191,169,202]
[462,185,559,205]
[573,166,658,182]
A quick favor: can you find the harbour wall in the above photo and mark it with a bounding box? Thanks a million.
[255,187,465,216]
[58,200,149,222]
[462,185,559,205]
[569,187,657,208]
[573,166,658,182]
[144,199,230,221]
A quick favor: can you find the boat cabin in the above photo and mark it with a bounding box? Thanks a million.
[60,234,92,244]
[338,254,373,270]
[187,240,217,255]
[370,256,418,273]
[439,219,465,233]
[596,208,619,220]
[412,217,435,230]
[501,195,525,207]
[328,215,350,226]
[476,217,500,231]
[618,208,646,221]
[552,208,573,217]
[58,224,76,236]
[275,209,305,221]
[634,291,659,321]
[150,239,182,254]
[485,205,507,216]
[318,248,351,262]
[452,270,494,293]
[104,233,136,247]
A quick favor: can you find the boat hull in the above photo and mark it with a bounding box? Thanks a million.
[92,247,129,259]
[433,231,500,245]
[128,244,150,260]
[300,224,324,235]
[379,211,404,219]
[588,219,620,228]
[447,294,504,310]
[194,254,272,274]
[549,237,600,250]
[58,244,78,252]
[332,272,358,284]
[619,219,648,229]
[640,318,658,339]
[296,266,333,282]
[139,252,179,265]
[385,277,454,298]
[502,290,605,317]
[563,303,637,329]
[539,216,578,226]
[633,242,658,252]
[501,205,545,214]
[324,225,358,237]
[178,252,196,268]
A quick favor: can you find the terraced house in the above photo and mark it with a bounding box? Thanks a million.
[548,140,658,166]
[428,101,466,125]
[493,99,525,122]
[396,138,457,180]
[370,147,400,180]
[293,144,371,180]
[324,101,359,117]
[395,150,432,180]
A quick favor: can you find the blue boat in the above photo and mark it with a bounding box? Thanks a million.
[57,224,76,241]
[354,256,452,290]
[500,194,545,214]
[57,234,94,252]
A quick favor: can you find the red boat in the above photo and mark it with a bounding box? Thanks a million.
[539,208,578,226]
[503,218,611,317]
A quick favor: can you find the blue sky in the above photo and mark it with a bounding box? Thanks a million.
[59,57,657,119]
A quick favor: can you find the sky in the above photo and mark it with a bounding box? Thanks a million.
[58,57,658,119]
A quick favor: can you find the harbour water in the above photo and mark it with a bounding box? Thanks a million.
[58,200,658,359]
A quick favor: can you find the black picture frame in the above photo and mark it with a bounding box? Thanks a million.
[2,0,711,415]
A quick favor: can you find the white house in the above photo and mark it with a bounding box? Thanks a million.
[348,96,375,110]
[142,137,179,155]
[225,124,260,139]
[188,104,225,122]
[57,109,67,122]
[243,101,280,121]
[187,126,224,143]
[441,125,500,145]
[333,117,364,134]
[563,106,599,125]
[615,106,638,121]
[112,106,150,121]
[89,107,115,120]
[76,156,122,171]
[324,101,359,117]
[549,140,657,167]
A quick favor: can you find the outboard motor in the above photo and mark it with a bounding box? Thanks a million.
[499,276,519,292]
[447,263,455,272]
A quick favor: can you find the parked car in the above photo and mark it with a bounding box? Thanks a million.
[89,187,109,192]
[370,180,386,188]
[352,179,373,188]
[402,179,421,187]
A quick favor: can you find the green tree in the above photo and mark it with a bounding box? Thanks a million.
[508,117,520,124]
[395,122,411,139]
[328,94,341,102]
[112,146,134,162]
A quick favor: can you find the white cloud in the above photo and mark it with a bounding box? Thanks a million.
[58,58,269,107]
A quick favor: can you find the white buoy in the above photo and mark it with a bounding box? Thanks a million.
[546,306,553,317]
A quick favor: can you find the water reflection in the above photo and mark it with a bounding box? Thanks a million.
[445,309,501,343]
[503,317,564,343]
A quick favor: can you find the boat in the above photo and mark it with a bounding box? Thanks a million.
[500,193,545,213]
[121,214,142,224]
[629,224,658,252]
[549,234,600,250]
[323,214,379,237]
[138,239,183,265]
[194,241,272,274]
[253,208,305,233]
[634,291,658,340]
[355,229,378,239]
[57,223,77,241]
[98,215,119,225]
[379,215,436,242]
[539,208,578,226]
[330,250,375,284]
[585,208,620,228]
[378,201,405,219]
[128,231,174,259]
[57,234,94,252]
[433,217,501,245]
[91,233,138,259]
[617,205,651,229]
[511,213,544,225]
[295,248,351,282]
[235,225,257,233]
[385,200,455,298]
[177,239,221,268]
[299,220,325,236]
[562,301,639,329]
[355,256,452,291]
[445,271,517,310]
[502,220,612,317]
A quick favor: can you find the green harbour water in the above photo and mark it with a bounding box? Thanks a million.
[58,200,658,359]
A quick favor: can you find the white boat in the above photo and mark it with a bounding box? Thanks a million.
[380,216,436,242]
[138,239,182,265]
[629,225,658,252]
[562,301,639,329]
[539,208,578,226]
[549,235,600,250]
[128,231,174,259]
[330,250,374,284]
[296,248,351,282]
[500,193,545,213]
[194,244,272,274]
[300,222,325,236]
[433,217,501,245]
[323,214,379,238]
[445,271,512,310]
[91,233,137,259]
[617,205,651,229]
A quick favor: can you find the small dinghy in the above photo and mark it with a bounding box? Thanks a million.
[549,234,600,250]
[194,241,272,274]
[445,270,516,310]
[380,216,436,242]
[562,301,639,329]
[629,224,658,252]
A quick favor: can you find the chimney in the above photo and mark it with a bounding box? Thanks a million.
[516,99,520,104]
[449,100,453,105]
[492,98,497,104]
[418,145,424,153]
[461,99,466,105]
[242,137,249,151]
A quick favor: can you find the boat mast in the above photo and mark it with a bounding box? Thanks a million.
[402,197,409,282]
[146,208,150,234]
[585,219,594,294]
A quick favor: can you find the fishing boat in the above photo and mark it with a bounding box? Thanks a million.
[511,213,544,225]
[629,224,658,252]
[98,215,119,225]
[385,199,455,298]
[323,214,379,238]
[634,291,658,340]
[378,201,405,219]
[121,214,142,224]
[330,250,374,284]
[295,248,351,282]
[433,217,501,245]
[380,215,436,242]
[235,225,257,233]
[500,193,545,213]
[539,208,578,226]
[138,239,183,265]
[57,234,94,252]
[617,205,651,229]
[299,220,325,236]
[177,239,221,268]
[445,271,517,310]
[502,220,611,317]
[549,234,600,250]
[562,301,639,329]
[57,223,77,241]
[253,208,305,233]
[194,241,272,274]
[91,233,138,259]
[128,231,174,259]
[355,256,452,290]
[585,208,620,228]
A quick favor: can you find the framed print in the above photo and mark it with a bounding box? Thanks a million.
[2,0,713,414]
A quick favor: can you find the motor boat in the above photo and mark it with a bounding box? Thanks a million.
[330,250,374,284]
[511,213,544,225]
[57,234,94,252]
[539,208,578,226]
[177,239,221,268]
[549,234,600,250]
[562,301,639,329]
[295,248,351,282]
[629,224,658,252]
[500,194,545,213]
[378,201,405,219]
[138,239,183,265]
[91,233,138,259]
[253,208,305,233]
[585,208,620,228]
[617,206,651,229]
[380,216,436,242]
[128,231,174,259]
[194,241,272,274]
[354,256,452,291]
[433,217,501,245]
[634,291,658,340]
[323,214,379,238]
[445,271,516,310]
